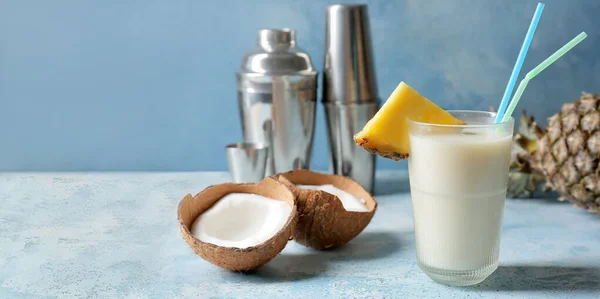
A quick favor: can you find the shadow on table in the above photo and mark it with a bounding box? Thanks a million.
[322,231,403,261]
[374,174,564,200]
[251,252,328,282]
[473,265,600,291]
[531,190,561,199]
[508,189,562,201]
[253,231,403,282]
[374,174,410,196]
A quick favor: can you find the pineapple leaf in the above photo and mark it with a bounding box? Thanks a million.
[515,135,537,153]
[518,111,530,136]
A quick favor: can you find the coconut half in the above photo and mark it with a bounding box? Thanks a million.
[275,169,377,250]
[177,177,297,271]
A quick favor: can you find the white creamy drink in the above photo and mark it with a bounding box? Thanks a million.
[408,111,514,286]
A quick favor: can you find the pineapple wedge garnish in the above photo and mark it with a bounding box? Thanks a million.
[354,81,464,160]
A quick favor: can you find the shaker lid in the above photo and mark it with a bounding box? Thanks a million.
[238,29,316,76]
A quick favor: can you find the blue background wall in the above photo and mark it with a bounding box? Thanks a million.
[1,0,598,171]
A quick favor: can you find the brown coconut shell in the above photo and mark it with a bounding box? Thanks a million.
[177,177,297,271]
[275,169,377,250]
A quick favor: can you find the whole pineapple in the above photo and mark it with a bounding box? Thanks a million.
[537,92,600,214]
[507,93,600,214]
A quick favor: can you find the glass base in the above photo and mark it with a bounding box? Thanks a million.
[418,261,498,286]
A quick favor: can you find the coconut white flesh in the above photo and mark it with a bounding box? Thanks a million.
[190,193,292,248]
[297,184,369,212]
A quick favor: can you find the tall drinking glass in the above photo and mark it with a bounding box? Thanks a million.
[407,111,514,286]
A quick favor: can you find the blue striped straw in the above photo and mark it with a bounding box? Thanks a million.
[495,2,545,123]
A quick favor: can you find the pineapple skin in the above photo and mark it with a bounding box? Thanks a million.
[354,136,408,161]
[536,92,600,214]
[354,82,464,160]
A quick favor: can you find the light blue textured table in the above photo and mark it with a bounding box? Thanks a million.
[1,171,599,298]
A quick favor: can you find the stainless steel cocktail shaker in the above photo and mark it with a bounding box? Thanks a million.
[323,5,379,193]
[236,29,318,177]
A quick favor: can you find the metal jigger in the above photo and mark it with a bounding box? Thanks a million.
[323,4,379,193]
[225,142,269,183]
